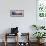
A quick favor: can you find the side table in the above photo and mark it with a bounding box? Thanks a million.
[4,33,18,46]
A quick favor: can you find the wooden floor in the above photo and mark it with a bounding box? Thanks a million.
[0,42,46,46]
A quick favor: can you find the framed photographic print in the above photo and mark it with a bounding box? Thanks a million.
[10,10,24,17]
[37,0,46,18]
[36,0,46,26]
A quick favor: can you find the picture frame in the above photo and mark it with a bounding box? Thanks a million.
[36,0,46,26]
[10,10,24,17]
[37,0,46,18]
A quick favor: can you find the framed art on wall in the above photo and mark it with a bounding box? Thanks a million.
[10,10,24,17]
[36,0,46,26]
[37,0,46,18]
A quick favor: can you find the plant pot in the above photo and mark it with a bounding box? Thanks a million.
[37,39,40,43]
[40,38,45,43]
[37,39,45,44]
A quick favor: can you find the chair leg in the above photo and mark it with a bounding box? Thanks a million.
[4,33,7,46]
[4,41,7,46]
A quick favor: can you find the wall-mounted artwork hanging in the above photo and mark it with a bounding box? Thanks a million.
[10,10,24,17]
[36,0,46,26]
[37,0,46,18]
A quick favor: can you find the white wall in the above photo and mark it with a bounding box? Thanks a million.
[0,0,36,42]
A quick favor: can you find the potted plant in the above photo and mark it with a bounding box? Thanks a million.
[32,24,46,43]
[33,32,46,43]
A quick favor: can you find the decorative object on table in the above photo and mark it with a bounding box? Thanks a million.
[11,27,18,34]
[10,10,24,17]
